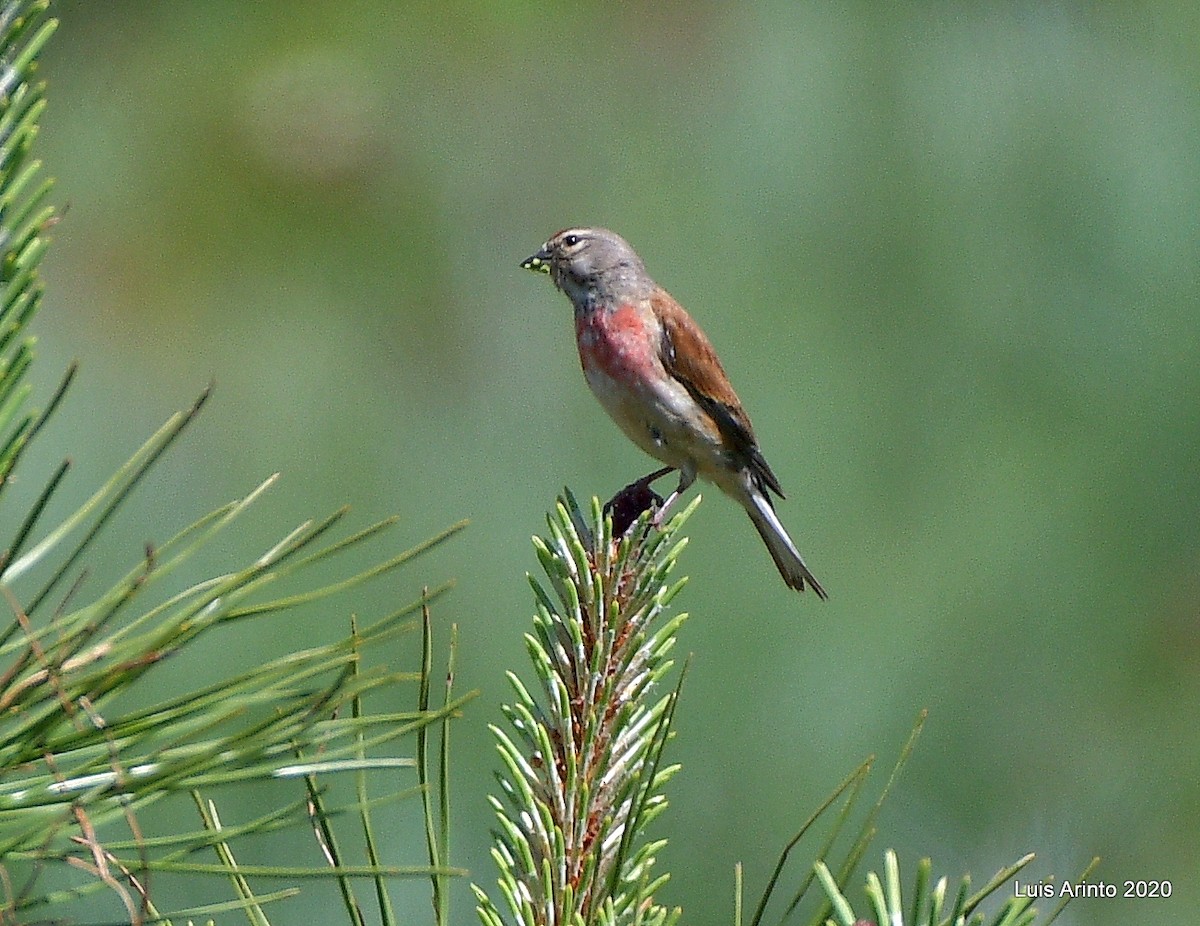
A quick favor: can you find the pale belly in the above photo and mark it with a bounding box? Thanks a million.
[582,358,728,478]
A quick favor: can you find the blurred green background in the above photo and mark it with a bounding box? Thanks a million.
[20,0,1199,922]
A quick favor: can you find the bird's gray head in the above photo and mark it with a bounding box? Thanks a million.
[521,227,653,309]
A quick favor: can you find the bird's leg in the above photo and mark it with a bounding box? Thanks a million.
[651,468,696,528]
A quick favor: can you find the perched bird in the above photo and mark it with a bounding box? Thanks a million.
[522,227,827,598]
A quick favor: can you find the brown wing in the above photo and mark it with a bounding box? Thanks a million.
[651,291,786,498]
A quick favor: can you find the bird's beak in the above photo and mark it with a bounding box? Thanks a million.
[520,246,552,273]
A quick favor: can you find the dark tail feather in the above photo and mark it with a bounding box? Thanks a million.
[746,492,828,599]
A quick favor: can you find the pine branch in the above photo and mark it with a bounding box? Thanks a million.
[0,5,476,920]
[475,490,693,926]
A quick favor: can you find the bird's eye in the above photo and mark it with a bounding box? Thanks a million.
[562,233,581,248]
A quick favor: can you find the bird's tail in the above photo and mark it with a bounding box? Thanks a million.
[745,490,827,599]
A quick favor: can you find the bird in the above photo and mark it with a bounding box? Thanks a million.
[521,227,827,598]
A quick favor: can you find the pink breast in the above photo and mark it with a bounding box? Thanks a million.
[576,304,656,382]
